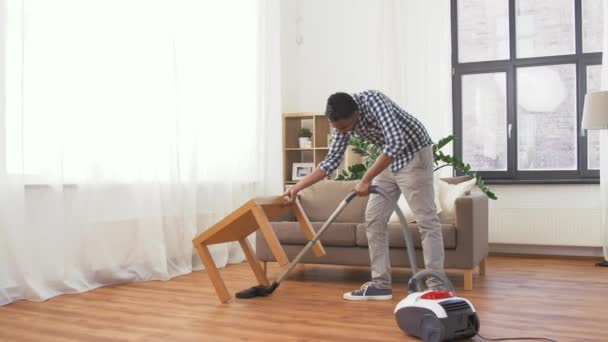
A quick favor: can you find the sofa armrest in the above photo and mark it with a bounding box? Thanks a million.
[453,194,489,269]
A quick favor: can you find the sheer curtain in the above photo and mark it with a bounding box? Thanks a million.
[0,0,282,305]
[379,0,453,155]
[600,1,608,264]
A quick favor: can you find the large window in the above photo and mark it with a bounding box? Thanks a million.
[452,0,603,183]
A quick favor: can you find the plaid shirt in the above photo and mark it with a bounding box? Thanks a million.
[319,90,433,175]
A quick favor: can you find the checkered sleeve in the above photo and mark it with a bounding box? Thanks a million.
[318,129,349,175]
[369,92,407,159]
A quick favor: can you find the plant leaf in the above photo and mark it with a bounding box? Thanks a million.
[334,134,497,200]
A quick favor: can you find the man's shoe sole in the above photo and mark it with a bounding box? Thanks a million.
[342,293,393,301]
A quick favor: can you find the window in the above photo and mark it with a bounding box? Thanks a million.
[452,0,603,183]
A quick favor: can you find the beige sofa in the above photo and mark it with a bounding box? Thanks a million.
[255,177,489,290]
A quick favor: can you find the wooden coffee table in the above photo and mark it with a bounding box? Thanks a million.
[192,196,325,303]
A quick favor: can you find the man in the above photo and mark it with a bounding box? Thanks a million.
[283,90,444,301]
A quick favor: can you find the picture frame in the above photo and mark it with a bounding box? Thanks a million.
[292,162,314,181]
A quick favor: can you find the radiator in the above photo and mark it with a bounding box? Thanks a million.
[489,208,602,247]
[486,185,603,247]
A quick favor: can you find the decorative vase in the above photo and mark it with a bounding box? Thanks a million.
[299,137,311,148]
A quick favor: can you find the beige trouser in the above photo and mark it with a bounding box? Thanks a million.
[365,145,444,289]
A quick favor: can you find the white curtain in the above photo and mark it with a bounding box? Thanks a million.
[0,0,282,305]
[600,126,608,262]
[379,0,453,160]
[600,1,608,263]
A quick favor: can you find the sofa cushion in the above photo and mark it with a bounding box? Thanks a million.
[355,223,457,249]
[271,221,357,247]
[298,180,368,223]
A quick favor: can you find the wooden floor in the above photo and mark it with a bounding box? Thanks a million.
[1,256,607,342]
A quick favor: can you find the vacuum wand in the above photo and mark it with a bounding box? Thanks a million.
[236,185,417,299]
[275,191,358,284]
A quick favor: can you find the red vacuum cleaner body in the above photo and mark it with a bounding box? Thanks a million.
[394,286,479,342]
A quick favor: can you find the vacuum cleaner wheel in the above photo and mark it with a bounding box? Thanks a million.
[469,313,480,334]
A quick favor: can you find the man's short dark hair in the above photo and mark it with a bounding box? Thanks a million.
[326,92,358,122]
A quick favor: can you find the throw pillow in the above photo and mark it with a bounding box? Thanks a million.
[437,177,477,224]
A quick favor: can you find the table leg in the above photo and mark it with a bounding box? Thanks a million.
[251,206,290,266]
[195,243,231,303]
[293,199,326,257]
[238,238,270,286]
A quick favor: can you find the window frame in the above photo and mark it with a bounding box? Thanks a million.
[451,0,601,184]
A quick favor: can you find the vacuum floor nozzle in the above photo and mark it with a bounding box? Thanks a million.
[236,281,279,299]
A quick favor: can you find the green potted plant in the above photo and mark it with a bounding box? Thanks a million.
[298,128,313,148]
[335,135,496,200]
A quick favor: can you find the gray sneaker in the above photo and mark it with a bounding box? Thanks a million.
[343,282,393,301]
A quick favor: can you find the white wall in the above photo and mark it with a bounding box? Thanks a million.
[281,0,453,141]
[281,0,384,113]
[280,0,603,253]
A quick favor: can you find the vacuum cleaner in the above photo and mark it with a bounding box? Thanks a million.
[394,270,479,342]
[236,186,479,342]
[373,188,479,342]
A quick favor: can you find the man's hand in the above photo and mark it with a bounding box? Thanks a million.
[282,186,299,207]
[354,180,371,196]
[354,153,393,197]
[281,167,328,207]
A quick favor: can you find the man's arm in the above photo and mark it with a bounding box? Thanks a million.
[354,153,393,196]
[283,128,350,205]
[283,167,327,205]
[362,154,393,184]
[354,92,404,195]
